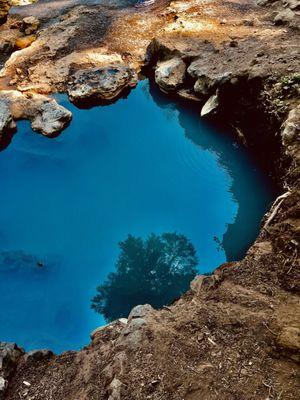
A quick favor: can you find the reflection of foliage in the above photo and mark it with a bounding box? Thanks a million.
[91,232,198,322]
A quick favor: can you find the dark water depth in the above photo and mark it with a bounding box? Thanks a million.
[0,81,275,352]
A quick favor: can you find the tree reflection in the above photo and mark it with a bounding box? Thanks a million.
[91,232,198,322]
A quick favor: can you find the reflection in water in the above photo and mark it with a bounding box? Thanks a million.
[91,232,198,321]
[147,80,277,261]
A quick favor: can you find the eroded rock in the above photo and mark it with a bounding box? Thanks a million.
[155,57,186,92]
[0,90,72,140]
[67,66,137,104]
[30,100,72,136]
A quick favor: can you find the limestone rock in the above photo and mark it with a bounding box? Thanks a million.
[31,101,72,137]
[0,90,72,139]
[155,57,186,91]
[200,93,219,117]
[22,16,40,35]
[67,67,137,104]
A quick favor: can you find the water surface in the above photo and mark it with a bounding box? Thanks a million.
[0,80,275,352]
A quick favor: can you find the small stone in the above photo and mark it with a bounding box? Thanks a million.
[22,16,40,35]
[23,381,31,387]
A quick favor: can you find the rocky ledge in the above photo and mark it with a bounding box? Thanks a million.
[0,0,299,399]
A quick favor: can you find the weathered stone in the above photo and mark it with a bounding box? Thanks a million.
[128,304,154,320]
[155,57,186,91]
[0,91,72,138]
[67,67,137,104]
[24,349,54,362]
[200,93,219,117]
[0,342,24,379]
[31,100,72,136]
[22,16,40,35]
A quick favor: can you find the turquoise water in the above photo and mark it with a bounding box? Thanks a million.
[0,81,275,353]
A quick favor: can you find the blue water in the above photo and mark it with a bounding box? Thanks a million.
[0,80,275,353]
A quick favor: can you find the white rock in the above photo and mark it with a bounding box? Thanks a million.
[201,93,219,117]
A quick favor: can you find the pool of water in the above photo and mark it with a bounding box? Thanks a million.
[0,80,275,353]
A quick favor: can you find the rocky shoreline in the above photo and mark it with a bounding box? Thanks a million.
[0,0,299,399]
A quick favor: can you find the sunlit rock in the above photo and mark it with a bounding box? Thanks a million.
[67,66,138,104]
[0,90,72,138]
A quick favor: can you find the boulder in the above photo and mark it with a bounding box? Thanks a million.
[155,57,186,91]
[30,100,72,137]
[22,16,40,35]
[0,90,72,139]
[67,66,137,104]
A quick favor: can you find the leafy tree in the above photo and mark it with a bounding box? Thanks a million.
[91,232,198,321]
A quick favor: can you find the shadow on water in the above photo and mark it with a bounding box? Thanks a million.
[147,80,278,261]
[91,232,198,321]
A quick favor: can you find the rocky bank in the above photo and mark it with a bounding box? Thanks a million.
[0,0,299,399]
